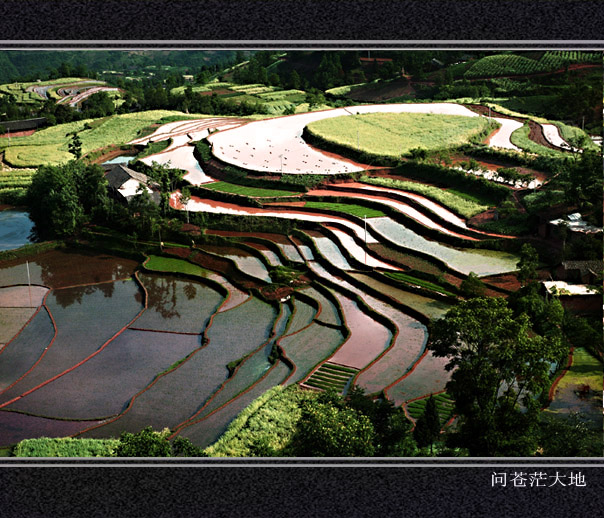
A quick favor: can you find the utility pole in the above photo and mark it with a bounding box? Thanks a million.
[26,260,32,308]
[364,215,367,266]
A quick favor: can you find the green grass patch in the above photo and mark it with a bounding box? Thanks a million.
[360,176,488,219]
[407,393,455,424]
[510,123,567,157]
[203,181,299,198]
[384,272,457,297]
[13,437,119,457]
[304,201,385,218]
[136,139,171,159]
[144,254,209,278]
[306,112,491,158]
[205,385,319,457]
[555,348,602,393]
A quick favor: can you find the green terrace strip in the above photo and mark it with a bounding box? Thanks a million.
[360,176,488,219]
[203,181,300,198]
[383,272,458,298]
[303,201,385,218]
[484,103,598,151]
[144,255,210,278]
[0,110,192,167]
[406,393,455,425]
[510,123,568,157]
[305,364,359,393]
[305,112,490,157]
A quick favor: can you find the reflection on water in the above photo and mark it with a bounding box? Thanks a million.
[0,210,35,251]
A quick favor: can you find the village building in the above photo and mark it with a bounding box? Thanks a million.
[102,163,160,205]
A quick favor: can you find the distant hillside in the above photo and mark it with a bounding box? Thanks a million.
[0,50,239,83]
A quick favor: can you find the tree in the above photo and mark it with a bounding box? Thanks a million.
[288,391,375,456]
[413,395,441,454]
[114,427,172,457]
[517,243,539,286]
[68,133,82,159]
[27,163,84,238]
[428,297,566,456]
[459,272,486,298]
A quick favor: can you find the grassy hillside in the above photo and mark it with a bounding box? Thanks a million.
[0,110,188,167]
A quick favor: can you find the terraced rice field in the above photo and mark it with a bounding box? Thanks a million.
[368,217,519,277]
[207,103,520,175]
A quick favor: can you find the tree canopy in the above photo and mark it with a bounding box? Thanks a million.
[428,297,567,456]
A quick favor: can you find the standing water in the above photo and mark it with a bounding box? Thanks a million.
[0,210,34,251]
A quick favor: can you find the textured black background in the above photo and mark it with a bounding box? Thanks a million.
[0,1,603,516]
[0,0,603,42]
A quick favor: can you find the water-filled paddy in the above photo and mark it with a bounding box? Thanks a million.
[0,249,138,289]
[200,245,272,282]
[134,273,224,334]
[0,279,144,405]
[6,329,202,420]
[369,217,519,277]
[0,210,34,251]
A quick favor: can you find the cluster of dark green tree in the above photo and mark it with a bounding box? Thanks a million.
[428,283,601,456]
[113,427,206,457]
[27,161,110,239]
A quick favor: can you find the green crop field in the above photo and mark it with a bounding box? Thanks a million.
[304,201,385,218]
[203,181,299,198]
[360,176,489,219]
[464,51,600,79]
[0,110,189,167]
[306,112,490,157]
[144,255,210,278]
[384,272,457,297]
[510,123,568,157]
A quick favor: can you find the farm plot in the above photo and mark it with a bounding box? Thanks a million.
[358,177,488,220]
[406,392,455,426]
[0,308,55,391]
[284,297,317,335]
[2,110,189,167]
[325,292,392,370]
[348,272,451,320]
[368,217,519,277]
[144,255,210,278]
[304,363,359,393]
[0,410,103,448]
[81,295,277,438]
[540,123,575,150]
[177,196,378,243]
[298,286,341,326]
[6,329,202,420]
[133,274,224,334]
[385,351,452,406]
[0,250,137,289]
[206,272,250,312]
[309,235,354,270]
[242,242,283,266]
[306,112,490,157]
[176,360,291,448]
[0,279,144,406]
[0,285,49,308]
[199,245,272,283]
[280,323,346,384]
[323,227,401,270]
[546,348,602,425]
[142,145,215,185]
[182,305,292,424]
[0,307,37,345]
[208,103,497,175]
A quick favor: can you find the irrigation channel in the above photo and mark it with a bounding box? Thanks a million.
[2,103,580,449]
